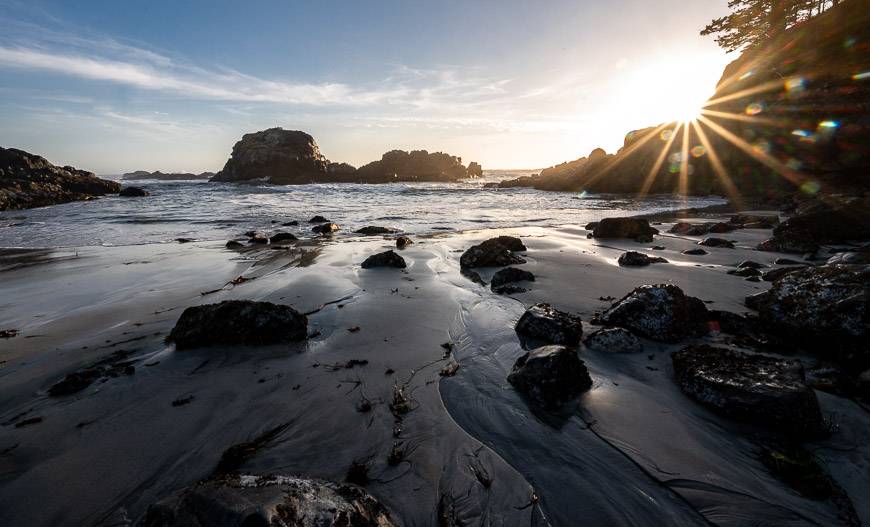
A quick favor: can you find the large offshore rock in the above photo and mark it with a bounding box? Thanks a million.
[592,218,659,241]
[672,345,824,436]
[515,303,583,346]
[594,284,709,342]
[168,300,308,349]
[141,473,395,527]
[355,149,470,182]
[507,345,592,408]
[459,236,526,268]
[212,128,329,184]
[0,147,120,210]
[746,264,868,360]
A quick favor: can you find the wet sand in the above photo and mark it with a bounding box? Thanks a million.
[0,217,867,526]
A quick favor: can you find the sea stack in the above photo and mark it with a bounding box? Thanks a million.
[211,128,329,184]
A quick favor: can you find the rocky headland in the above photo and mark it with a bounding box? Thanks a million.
[0,147,121,211]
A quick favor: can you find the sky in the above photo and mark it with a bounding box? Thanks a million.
[0,0,734,174]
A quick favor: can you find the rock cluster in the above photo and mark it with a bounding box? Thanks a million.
[0,147,120,210]
[168,300,308,349]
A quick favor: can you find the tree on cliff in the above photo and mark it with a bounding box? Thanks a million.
[702,0,840,52]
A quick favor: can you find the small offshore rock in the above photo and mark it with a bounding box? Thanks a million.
[119,186,150,197]
[490,267,535,289]
[515,303,583,346]
[672,345,824,436]
[507,345,592,408]
[281,220,299,226]
[269,232,298,244]
[395,236,413,249]
[142,474,396,527]
[682,248,708,255]
[354,226,398,235]
[361,250,406,269]
[309,215,329,223]
[617,251,668,267]
[168,300,308,349]
[459,236,526,268]
[312,222,340,235]
[593,218,658,240]
[583,327,642,353]
[698,237,735,248]
[594,284,708,343]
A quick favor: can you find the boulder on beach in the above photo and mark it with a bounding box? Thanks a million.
[746,264,868,360]
[592,218,658,242]
[225,240,244,249]
[583,327,642,353]
[730,214,779,228]
[682,248,708,255]
[669,222,710,236]
[309,215,329,223]
[459,236,526,268]
[672,345,824,436]
[141,473,395,527]
[593,284,709,343]
[395,236,413,249]
[168,300,308,349]
[759,197,870,254]
[361,250,406,269]
[617,251,668,267]
[0,147,121,210]
[119,186,150,197]
[354,226,399,235]
[269,232,297,244]
[698,237,735,248]
[211,128,329,184]
[490,267,535,291]
[312,223,340,235]
[507,345,592,408]
[515,303,583,346]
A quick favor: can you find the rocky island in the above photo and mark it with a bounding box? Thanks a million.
[210,127,481,185]
[122,170,215,181]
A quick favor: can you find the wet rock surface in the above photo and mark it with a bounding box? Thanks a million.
[671,345,824,436]
[309,215,329,223]
[395,236,413,249]
[682,248,708,255]
[48,350,136,396]
[361,250,406,269]
[142,473,395,527]
[119,186,150,197]
[583,327,642,354]
[698,237,735,248]
[592,217,658,241]
[0,147,121,210]
[747,264,869,361]
[490,267,535,289]
[507,345,592,408]
[594,284,709,343]
[459,236,526,268]
[515,303,583,346]
[617,251,668,266]
[312,223,340,235]
[354,226,399,235]
[168,300,308,349]
[269,232,298,244]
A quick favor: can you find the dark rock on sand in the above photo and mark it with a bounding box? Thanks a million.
[312,223,339,235]
[730,214,779,228]
[728,267,762,278]
[507,345,592,408]
[682,248,708,255]
[119,186,150,197]
[761,266,805,282]
[669,222,710,236]
[748,265,868,360]
[361,250,406,269]
[459,236,526,268]
[142,473,395,527]
[269,232,298,244]
[617,251,668,266]
[761,196,870,254]
[774,258,804,265]
[490,267,535,290]
[48,350,136,396]
[515,303,583,346]
[583,327,642,354]
[168,300,308,349]
[282,220,299,226]
[592,218,658,242]
[225,240,244,249]
[827,245,870,265]
[309,215,329,223]
[738,260,765,269]
[211,128,330,184]
[354,226,398,235]
[672,345,824,436]
[698,237,735,248]
[0,147,121,210]
[594,284,708,343]
[395,236,413,249]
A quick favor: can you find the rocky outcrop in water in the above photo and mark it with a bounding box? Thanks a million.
[355,226,399,235]
[355,150,471,183]
[459,236,527,268]
[119,186,150,197]
[0,147,121,210]
[142,474,395,527]
[211,128,329,184]
[168,300,308,349]
[467,161,483,178]
[593,284,709,343]
[515,303,583,346]
[672,345,824,436]
[122,170,214,181]
[507,345,592,408]
[312,223,340,235]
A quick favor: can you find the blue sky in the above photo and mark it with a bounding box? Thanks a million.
[0,0,732,173]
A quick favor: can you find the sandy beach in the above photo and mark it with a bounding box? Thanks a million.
[1,212,866,526]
